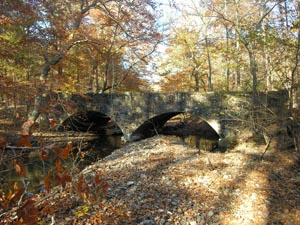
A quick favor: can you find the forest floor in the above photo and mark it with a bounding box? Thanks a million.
[3,131,300,225]
[1,107,300,225]
[69,134,300,225]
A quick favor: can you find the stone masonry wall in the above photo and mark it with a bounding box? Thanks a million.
[64,91,288,140]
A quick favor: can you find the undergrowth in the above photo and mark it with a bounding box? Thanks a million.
[0,133,109,225]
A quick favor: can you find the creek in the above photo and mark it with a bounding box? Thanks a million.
[0,134,122,194]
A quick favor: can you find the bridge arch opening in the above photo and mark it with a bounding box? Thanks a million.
[130,112,184,141]
[160,114,220,138]
[130,112,220,143]
[130,112,223,151]
[60,111,123,135]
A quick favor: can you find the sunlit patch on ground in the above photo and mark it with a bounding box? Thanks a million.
[221,170,269,224]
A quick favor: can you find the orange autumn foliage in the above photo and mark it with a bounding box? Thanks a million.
[44,176,51,193]
[59,142,73,159]
[49,118,58,128]
[0,135,9,148]
[14,160,26,177]
[20,121,36,136]
[54,172,72,188]
[77,174,90,200]
[17,135,32,147]
[0,187,25,210]
[55,142,74,159]
[16,199,39,225]
[39,148,49,161]
[94,173,109,196]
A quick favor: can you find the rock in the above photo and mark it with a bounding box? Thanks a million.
[127,181,135,186]
[207,210,214,217]
[171,201,178,206]
[196,214,205,225]
[160,218,166,224]
[138,219,156,225]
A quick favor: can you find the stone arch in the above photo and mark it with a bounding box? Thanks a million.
[130,112,184,141]
[60,110,123,135]
[130,111,221,142]
[163,112,221,138]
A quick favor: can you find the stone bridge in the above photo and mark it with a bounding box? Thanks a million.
[48,91,288,141]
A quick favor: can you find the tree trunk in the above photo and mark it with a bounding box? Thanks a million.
[205,36,213,91]
[243,40,259,134]
[58,62,63,77]
[225,26,230,91]
[102,60,110,93]
[224,0,230,91]
[289,4,300,113]
[192,69,200,92]
[28,54,62,123]
[95,64,100,93]
[248,47,258,95]
[89,67,94,93]
[235,39,241,90]
[287,1,300,114]
[234,0,241,90]
[261,0,272,91]
[77,66,81,93]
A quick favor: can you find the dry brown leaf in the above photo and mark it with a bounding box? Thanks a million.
[39,148,49,161]
[44,176,51,193]
[17,135,32,147]
[59,142,73,159]
[14,160,26,177]
[0,135,8,148]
